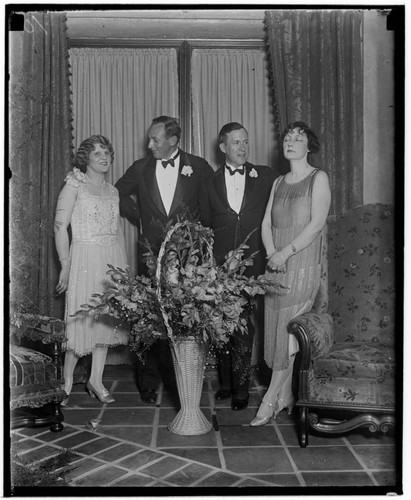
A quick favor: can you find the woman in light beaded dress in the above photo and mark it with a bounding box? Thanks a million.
[250,122,331,426]
[54,135,128,406]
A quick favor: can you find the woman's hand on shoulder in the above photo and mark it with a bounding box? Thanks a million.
[65,168,85,188]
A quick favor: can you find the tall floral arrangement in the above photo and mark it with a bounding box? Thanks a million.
[79,219,283,359]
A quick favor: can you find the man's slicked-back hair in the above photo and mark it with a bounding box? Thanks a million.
[218,122,247,145]
[151,116,181,141]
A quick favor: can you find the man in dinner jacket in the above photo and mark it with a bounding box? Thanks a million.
[201,122,277,411]
[115,115,213,404]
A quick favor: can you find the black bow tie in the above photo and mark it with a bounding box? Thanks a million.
[162,151,180,169]
[226,165,245,176]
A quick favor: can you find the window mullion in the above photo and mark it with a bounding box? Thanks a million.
[179,40,192,152]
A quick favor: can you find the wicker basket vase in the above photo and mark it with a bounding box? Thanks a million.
[168,337,212,435]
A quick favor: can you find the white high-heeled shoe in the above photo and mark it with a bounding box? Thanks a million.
[249,401,274,427]
[273,396,295,419]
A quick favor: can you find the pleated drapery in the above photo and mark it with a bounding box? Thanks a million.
[192,49,278,171]
[265,9,364,215]
[10,12,73,318]
[69,47,179,274]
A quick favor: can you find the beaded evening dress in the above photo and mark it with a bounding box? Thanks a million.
[64,179,128,356]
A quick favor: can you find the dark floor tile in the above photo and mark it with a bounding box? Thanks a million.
[158,407,179,425]
[224,447,293,474]
[117,449,163,470]
[13,427,49,438]
[165,463,214,486]
[65,457,104,481]
[248,473,302,486]
[114,381,139,393]
[302,471,374,487]
[11,439,42,453]
[220,424,280,446]
[106,393,141,407]
[159,392,180,408]
[353,445,396,470]
[197,471,241,487]
[140,456,187,478]
[279,425,345,447]
[215,407,258,425]
[102,426,153,446]
[74,436,120,455]
[94,442,143,462]
[62,408,101,426]
[161,447,222,468]
[103,366,135,380]
[71,384,88,393]
[111,473,154,486]
[31,426,78,443]
[63,394,103,408]
[54,430,99,449]
[18,444,60,463]
[371,470,398,487]
[289,446,362,471]
[72,464,128,486]
[345,430,396,445]
[156,426,217,447]
[101,408,155,425]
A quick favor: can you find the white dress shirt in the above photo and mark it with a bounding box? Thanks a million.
[225,162,246,214]
[155,152,180,214]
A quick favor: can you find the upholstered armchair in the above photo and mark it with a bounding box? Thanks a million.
[10,315,66,432]
[288,203,396,447]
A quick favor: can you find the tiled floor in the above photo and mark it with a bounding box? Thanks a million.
[9,365,400,493]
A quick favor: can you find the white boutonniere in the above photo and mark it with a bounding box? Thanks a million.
[181,165,193,177]
[65,167,86,187]
[249,168,258,178]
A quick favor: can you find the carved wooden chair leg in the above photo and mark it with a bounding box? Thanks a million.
[50,399,64,433]
[299,406,309,447]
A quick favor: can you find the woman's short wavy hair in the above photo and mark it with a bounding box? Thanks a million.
[280,121,320,155]
[74,135,114,173]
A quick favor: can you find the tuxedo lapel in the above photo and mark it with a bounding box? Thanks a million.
[240,163,258,213]
[143,157,167,217]
[168,150,189,217]
[213,167,231,210]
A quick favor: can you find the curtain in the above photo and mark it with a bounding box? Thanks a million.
[10,12,73,318]
[69,47,179,274]
[192,49,278,172]
[265,9,364,215]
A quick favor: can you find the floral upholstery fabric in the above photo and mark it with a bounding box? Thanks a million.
[10,345,64,409]
[290,312,334,359]
[300,204,395,408]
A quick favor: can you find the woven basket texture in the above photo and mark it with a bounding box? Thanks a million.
[168,338,212,435]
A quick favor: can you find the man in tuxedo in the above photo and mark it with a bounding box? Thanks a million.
[116,115,213,403]
[201,122,276,411]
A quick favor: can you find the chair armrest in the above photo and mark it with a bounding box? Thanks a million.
[288,312,334,369]
[11,314,66,344]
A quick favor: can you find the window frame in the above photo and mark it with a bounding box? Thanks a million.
[68,38,266,152]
